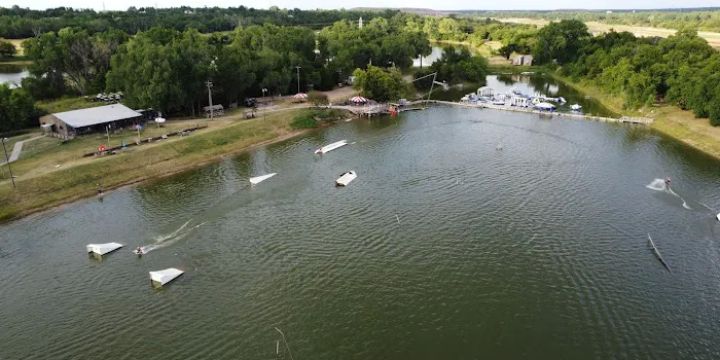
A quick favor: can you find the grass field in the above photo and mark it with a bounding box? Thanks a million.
[0,38,28,56]
[494,18,720,49]
[0,108,311,221]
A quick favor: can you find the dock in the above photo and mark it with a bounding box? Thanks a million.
[426,100,653,125]
[331,99,653,125]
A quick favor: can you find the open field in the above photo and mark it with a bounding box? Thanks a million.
[651,107,720,160]
[0,108,313,221]
[494,18,720,49]
[0,38,27,56]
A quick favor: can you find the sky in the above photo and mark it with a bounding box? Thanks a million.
[5,0,720,11]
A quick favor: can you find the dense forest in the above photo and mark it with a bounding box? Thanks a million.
[532,20,720,124]
[0,6,398,39]
[466,9,720,32]
[17,13,435,117]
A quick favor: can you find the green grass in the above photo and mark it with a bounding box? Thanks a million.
[36,96,106,114]
[291,109,346,129]
[0,109,312,221]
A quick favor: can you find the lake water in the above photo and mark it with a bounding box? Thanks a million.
[2,106,720,359]
[0,64,28,88]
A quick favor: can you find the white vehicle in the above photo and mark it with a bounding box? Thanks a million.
[86,242,123,256]
[314,140,348,155]
[149,268,184,287]
[249,173,277,185]
[570,104,583,111]
[335,171,357,186]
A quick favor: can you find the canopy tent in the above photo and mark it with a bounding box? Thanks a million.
[350,96,368,104]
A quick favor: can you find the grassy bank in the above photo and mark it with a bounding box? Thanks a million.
[547,70,720,160]
[0,108,316,221]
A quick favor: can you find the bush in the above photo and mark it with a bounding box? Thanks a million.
[307,91,329,106]
[0,40,16,58]
[291,113,318,129]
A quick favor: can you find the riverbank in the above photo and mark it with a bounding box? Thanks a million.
[547,71,720,160]
[0,108,339,222]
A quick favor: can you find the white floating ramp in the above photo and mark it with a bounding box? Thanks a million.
[86,242,123,256]
[336,171,357,186]
[315,140,347,154]
[249,173,277,185]
[149,268,184,287]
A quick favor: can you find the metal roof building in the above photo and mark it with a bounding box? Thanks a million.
[40,104,144,139]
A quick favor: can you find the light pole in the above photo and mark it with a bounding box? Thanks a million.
[295,66,301,94]
[1,138,16,188]
[206,80,214,120]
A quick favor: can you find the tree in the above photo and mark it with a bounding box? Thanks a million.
[533,20,591,65]
[0,40,16,58]
[352,65,405,102]
[0,84,39,132]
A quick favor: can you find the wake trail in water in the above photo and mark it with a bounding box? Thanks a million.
[136,220,207,254]
[646,178,692,210]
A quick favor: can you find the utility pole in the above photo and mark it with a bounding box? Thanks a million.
[206,80,214,120]
[295,66,301,94]
[1,138,16,188]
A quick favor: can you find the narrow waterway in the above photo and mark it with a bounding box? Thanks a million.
[2,106,720,359]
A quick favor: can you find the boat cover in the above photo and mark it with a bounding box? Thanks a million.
[86,242,123,255]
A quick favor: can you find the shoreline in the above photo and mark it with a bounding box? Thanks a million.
[3,129,309,224]
[545,71,720,161]
[0,108,335,223]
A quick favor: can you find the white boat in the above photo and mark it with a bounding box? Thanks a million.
[314,140,347,154]
[534,102,556,111]
[335,171,357,186]
[249,173,277,185]
[149,268,184,287]
[86,242,123,256]
[716,213,720,222]
[570,104,583,111]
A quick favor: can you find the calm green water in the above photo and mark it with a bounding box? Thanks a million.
[0,64,28,88]
[2,106,720,359]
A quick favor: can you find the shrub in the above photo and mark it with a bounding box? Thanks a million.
[307,91,329,106]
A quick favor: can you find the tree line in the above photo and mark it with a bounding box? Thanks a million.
[0,6,398,39]
[533,20,720,125]
[18,15,433,116]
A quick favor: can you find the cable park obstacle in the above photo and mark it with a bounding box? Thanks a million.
[647,233,671,272]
